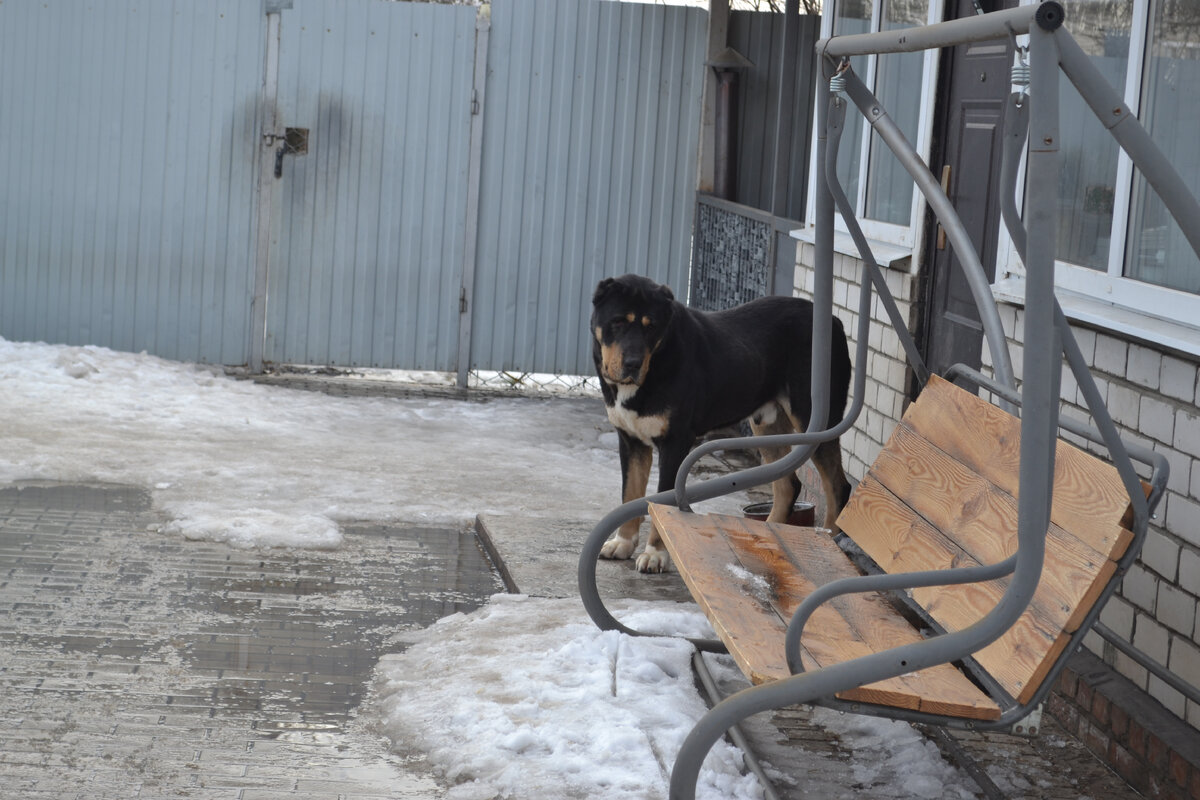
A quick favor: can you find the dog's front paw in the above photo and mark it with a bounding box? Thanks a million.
[635,546,670,574]
[600,536,637,560]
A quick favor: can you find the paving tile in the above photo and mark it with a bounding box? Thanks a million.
[0,482,500,799]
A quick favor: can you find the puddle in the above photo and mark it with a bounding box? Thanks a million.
[0,481,505,797]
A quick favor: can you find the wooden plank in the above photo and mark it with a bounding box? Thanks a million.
[836,377,1134,703]
[903,376,1138,553]
[867,426,1125,634]
[647,504,831,684]
[648,504,1001,720]
[837,476,1059,702]
[742,523,1001,719]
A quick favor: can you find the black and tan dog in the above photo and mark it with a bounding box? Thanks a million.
[591,273,852,573]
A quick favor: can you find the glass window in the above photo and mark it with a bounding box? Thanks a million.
[1056,0,1200,303]
[833,0,873,206]
[865,1,929,224]
[1124,0,1200,294]
[1056,0,1130,271]
[827,0,934,232]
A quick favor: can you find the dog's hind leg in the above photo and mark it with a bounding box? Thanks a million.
[812,437,850,532]
[750,403,803,524]
[779,405,850,532]
[600,434,652,560]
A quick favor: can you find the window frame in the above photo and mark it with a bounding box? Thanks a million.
[803,0,946,253]
[993,0,1200,345]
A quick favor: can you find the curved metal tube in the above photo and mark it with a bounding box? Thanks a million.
[999,93,1030,259]
[996,93,1151,535]
[824,97,931,386]
[668,562,1043,799]
[784,556,1017,675]
[839,68,1016,396]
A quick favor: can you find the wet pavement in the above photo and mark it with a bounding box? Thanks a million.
[0,481,500,799]
[0,383,1149,799]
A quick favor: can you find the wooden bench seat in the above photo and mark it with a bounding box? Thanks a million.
[649,375,1141,719]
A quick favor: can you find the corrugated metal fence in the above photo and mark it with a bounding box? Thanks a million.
[264,0,479,372]
[0,0,707,377]
[470,0,706,376]
[0,1,263,365]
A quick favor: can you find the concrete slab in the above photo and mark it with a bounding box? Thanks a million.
[476,514,693,603]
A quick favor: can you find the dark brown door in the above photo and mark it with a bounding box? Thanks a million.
[918,0,1017,379]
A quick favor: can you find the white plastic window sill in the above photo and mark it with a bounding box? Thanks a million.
[992,276,1200,359]
[790,226,914,271]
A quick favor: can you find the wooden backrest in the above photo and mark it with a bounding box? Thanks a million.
[836,375,1138,704]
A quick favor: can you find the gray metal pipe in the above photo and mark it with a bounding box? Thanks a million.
[1096,623,1200,707]
[817,4,1043,60]
[690,652,782,800]
[840,68,1016,394]
[784,556,1018,675]
[824,96,931,387]
[1004,12,1062,637]
[997,92,1151,535]
[999,94,1030,260]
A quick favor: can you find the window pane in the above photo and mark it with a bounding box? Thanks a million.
[1056,1,1130,270]
[833,0,872,206]
[1125,0,1200,294]
[864,1,928,225]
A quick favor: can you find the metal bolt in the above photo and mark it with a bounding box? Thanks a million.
[1044,136,1054,145]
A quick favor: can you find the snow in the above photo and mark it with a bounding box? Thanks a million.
[0,336,983,799]
[374,595,763,800]
[0,338,632,549]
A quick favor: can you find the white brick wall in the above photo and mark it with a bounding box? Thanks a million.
[793,244,917,480]
[791,245,1200,731]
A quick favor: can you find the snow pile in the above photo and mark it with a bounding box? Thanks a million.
[810,708,978,799]
[373,595,763,800]
[0,338,631,549]
[373,595,985,800]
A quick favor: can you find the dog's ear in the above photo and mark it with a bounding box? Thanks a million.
[592,277,616,306]
[657,283,675,303]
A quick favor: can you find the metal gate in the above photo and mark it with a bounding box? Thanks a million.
[467,0,707,376]
[0,0,706,378]
[0,0,263,365]
[259,0,480,371]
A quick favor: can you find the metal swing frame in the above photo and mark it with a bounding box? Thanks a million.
[577,4,1193,797]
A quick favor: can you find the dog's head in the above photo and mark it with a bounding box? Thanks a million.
[590,274,676,387]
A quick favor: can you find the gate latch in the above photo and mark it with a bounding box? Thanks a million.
[265,127,310,179]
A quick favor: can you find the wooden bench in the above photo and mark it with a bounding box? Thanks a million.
[648,375,1142,721]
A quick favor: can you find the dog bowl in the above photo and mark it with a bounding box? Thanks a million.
[742,500,815,527]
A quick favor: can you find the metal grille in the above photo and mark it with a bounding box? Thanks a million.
[689,195,774,311]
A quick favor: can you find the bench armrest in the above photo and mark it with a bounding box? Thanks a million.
[784,556,1018,675]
